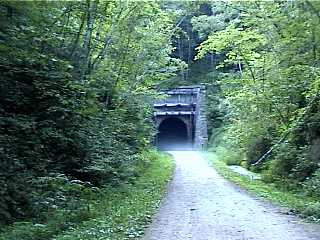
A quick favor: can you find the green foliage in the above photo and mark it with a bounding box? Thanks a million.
[301,202,320,221]
[0,150,174,240]
[246,137,271,165]
[191,2,240,40]
[195,1,320,192]
[213,146,243,166]
[206,152,320,222]
[0,0,180,225]
[255,141,318,191]
[302,169,320,198]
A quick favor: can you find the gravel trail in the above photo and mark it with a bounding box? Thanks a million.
[142,151,320,240]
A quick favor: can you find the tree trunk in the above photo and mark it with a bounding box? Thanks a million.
[82,0,98,79]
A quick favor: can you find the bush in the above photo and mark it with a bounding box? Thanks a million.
[0,150,174,240]
[213,146,244,166]
[301,202,320,220]
[262,142,317,189]
[246,137,271,165]
[0,48,156,224]
[303,169,320,198]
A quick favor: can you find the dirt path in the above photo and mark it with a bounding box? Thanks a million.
[142,151,320,240]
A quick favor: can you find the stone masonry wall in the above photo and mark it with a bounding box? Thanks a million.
[194,86,208,149]
[154,85,207,150]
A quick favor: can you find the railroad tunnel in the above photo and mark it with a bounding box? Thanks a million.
[153,86,207,150]
[156,117,190,150]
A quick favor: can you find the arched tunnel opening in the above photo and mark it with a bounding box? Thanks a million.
[156,117,190,150]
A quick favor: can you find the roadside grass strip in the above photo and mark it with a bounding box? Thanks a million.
[204,152,320,222]
[0,151,174,240]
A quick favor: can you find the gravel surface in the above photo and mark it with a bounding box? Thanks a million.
[142,151,320,240]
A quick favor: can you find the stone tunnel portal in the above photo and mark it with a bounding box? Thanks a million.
[157,117,189,150]
[153,85,207,150]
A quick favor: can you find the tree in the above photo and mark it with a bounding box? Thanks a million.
[195,1,320,185]
[0,0,182,224]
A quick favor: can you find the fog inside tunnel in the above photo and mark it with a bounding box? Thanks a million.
[156,118,191,150]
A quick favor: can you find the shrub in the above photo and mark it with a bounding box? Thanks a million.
[246,137,271,165]
[301,202,320,220]
[262,142,317,188]
[303,169,320,198]
[214,146,243,166]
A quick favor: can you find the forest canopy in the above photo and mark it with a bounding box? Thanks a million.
[0,0,184,224]
[191,1,320,195]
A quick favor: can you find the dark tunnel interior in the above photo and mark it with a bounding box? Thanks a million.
[156,117,190,150]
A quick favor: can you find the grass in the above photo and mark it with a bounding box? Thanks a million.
[0,150,174,240]
[204,152,320,222]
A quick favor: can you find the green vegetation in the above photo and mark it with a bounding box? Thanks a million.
[205,152,320,221]
[171,1,320,202]
[176,1,320,221]
[186,1,320,204]
[0,0,182,226]
[0,150,174,240]
[2,0,320,237]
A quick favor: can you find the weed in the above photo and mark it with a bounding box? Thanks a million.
[205,152,320,221]
[0,150,174,240]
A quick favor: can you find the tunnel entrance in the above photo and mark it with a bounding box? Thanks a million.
[156,117,190,150]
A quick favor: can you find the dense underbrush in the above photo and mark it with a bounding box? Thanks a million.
[0,150,174,240]
[0,1,177,226]
[197,0,320,215]
[209,125,320,198]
